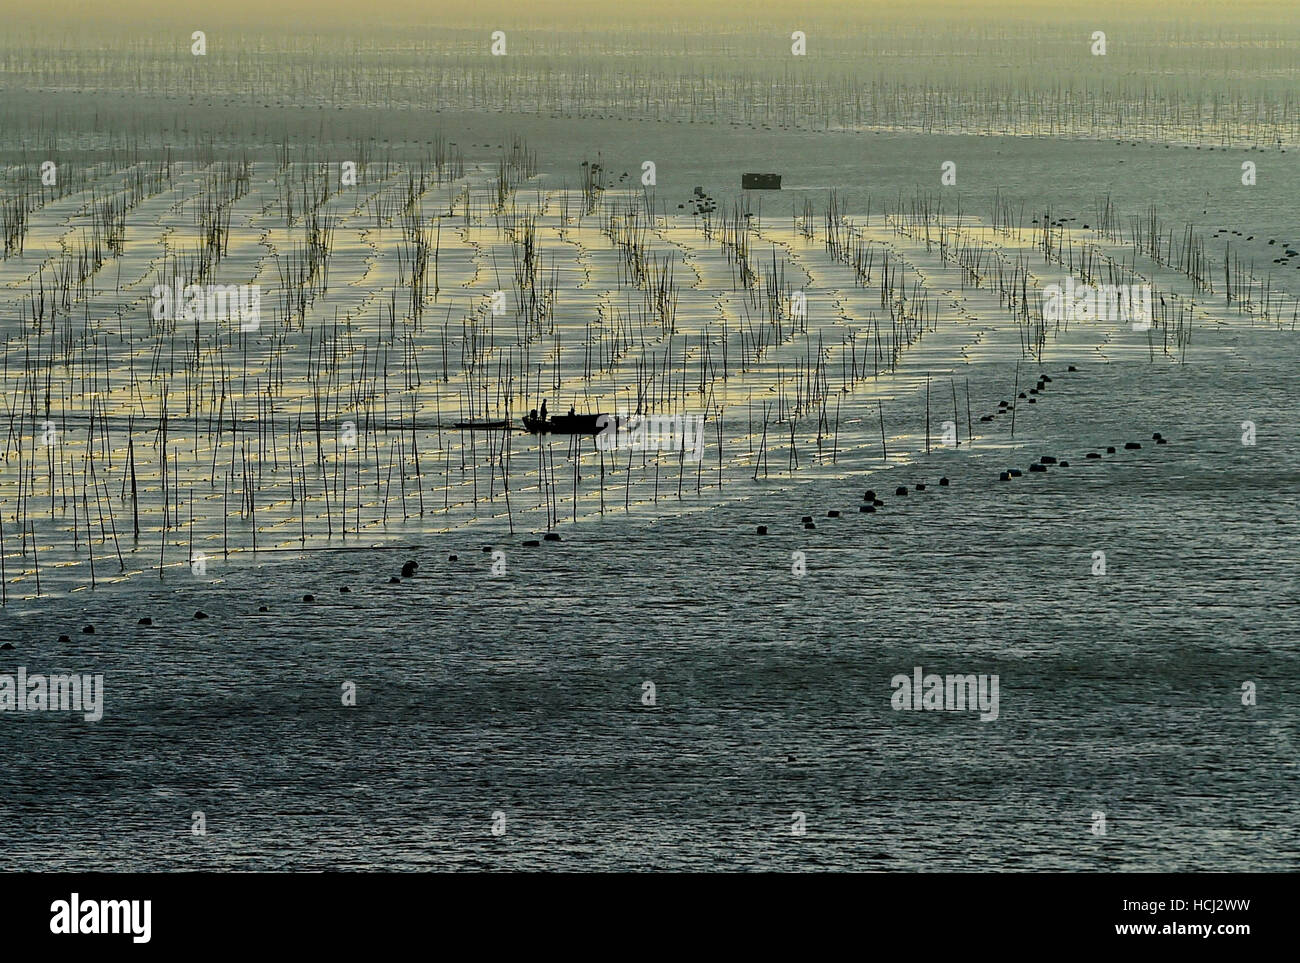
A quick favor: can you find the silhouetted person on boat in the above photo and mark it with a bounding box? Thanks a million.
[528,407,538,423]
[540,400,548,422]
[568,405,575,417]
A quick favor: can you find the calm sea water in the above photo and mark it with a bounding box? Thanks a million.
[2,349,1295,870]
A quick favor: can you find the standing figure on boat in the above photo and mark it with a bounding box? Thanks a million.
[540,399,548,422]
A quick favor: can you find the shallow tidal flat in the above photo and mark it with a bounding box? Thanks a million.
[0,149,1292,598]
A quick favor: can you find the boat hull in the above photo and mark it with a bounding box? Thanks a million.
[523,413,609,434]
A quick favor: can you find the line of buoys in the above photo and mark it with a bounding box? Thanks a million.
[1001,424,1169,484]
[772,366,1102,537]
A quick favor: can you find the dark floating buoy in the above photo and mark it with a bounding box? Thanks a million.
[400,560,419,578]
[1068,365,1078,372]
[1106,446,1116,454]
[998,400,1009,408]
[1156,436,1167,444]
[302,593,315,602]
[83,625,95,634]
[523,539,541,547]
[999,471,1011,481]
[864,490,876,501]
[58,634,71,644]
[194,611,208,620]
[801,515,813,523]
[1028,388,1038,395]
[0,642,14,650]
[827,510,841,518]
[804,522,816,530]
[1029,463,1047,472]
[340,586,350,593]
[1041,375,1053,383]
[448,554,458,561]
[258,605,269,613]
[1008,468,1023,477]
[873,499,885,506]
[1018,392,1027,399]
[756,525,768,534]
[1040,455,1057,464]
[1086,452,1101,459]
[1125,442,1142,450]
[980,414,994,422]
[1028,398,1037,404]
[1059,460,1070,467]
[138,617,153,626]
[1152,432,1163,441]
[860,504,875,512]
[895,486,908,496]
[544,532,561,541]
[388,576,401,584]
[939,477,949,486]
[915,483,927,491]
[481,545,494,552]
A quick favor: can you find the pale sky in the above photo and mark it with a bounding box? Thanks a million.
[11,0,1293,31]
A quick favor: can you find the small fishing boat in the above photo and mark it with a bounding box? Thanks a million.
[522,411,609,434]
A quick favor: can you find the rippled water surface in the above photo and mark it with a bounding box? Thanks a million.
[2,354,1295,871]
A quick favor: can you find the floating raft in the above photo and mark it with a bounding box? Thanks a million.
[451,419,512,430]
